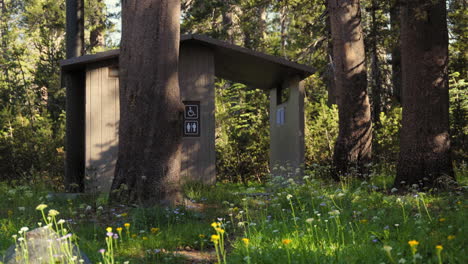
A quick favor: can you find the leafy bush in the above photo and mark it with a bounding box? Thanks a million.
[215,81,270,183]
[374,107,402,163]
[0,109,65,184]
[449,72,467,162]
[305,98,338,166]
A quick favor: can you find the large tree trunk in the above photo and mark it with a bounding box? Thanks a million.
[395,0,454,189]
[111,0,184,206]
[329,0,372,178]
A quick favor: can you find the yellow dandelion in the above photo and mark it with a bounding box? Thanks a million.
[447,235,455,240]
[282,239,292,245]
[211,234,220,243]
[211,222,221,228]
[199,234,205,239]
[360,219,368,224]
[116,227,123,232]
[142,236,148,240]
[242,238,249,246]
[408,240,419,247]
[435,245,443,250]
[106,227,112,233]
[120,213,128,217]
[151,227,160,234]
[131,234,137,238]
[124,223,131,228]
[439,218,446,222]
[215,227,225,234]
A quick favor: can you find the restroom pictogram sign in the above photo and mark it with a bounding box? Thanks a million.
[183,101,200,137]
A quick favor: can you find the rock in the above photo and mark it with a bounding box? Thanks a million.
[3,227,91,264]
[46,192,90,201]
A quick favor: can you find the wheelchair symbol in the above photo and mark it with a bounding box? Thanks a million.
[187,107,196,117]
[185,105,198,119]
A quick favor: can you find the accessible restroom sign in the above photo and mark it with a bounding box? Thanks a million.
[183,101,200,137]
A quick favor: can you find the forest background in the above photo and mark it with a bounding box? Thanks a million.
[0,0,466,186]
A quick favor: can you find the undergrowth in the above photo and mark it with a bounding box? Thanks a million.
[0,166,466,263]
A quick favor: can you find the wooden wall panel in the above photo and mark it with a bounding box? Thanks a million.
[269,76,305,177]
[179,44,216,184]
[85,63,119,193]
[84,47,217,193]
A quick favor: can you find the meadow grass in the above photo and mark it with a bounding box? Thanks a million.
[0,166,466,263]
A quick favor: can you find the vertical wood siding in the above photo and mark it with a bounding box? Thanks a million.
[179,45,216,184]
[85,63,119,193]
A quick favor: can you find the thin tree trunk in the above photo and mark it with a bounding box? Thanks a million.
[370,0,382,127]
[222,0,235,44]
[329,0,372,178]
[325,2,336,106]
[0,0,4,42]
[89,0,105,51]
[111,0,183,206]
[257,5,267,52]
[390,0,402,104]
[0,0,9,80]
[280,4,288,58]
[395,0,454,189]
[222,0,242,45]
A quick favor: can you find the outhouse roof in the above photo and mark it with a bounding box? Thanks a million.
[61,34,315,89]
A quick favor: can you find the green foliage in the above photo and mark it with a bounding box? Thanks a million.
[374,107,402,163]
[0,0,66,182]
[447,0,467,78]
[305,99,338,166]
[0,0,115,182]
[0,109,65,182]
[447,0,467,162]
[215,81,270,183]
[449,72,467,161]
[1,171,467,263]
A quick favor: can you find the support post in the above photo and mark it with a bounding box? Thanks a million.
[269,76,305,177]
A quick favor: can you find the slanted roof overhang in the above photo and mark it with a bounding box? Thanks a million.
[60,34,315,89]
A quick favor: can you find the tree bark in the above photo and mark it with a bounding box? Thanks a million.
[370,0,382,128]
[111,0,184,206]
[89,0,106,51]
[325,1,336,106]
[66,0,85,58]
[222,0,236,44]
[395,0,454,189]
[329,0,372,178]
[65,0,85,192]
[280,4,288,58]
[390,0,402,104]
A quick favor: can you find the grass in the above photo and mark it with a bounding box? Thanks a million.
[0,167,467,264]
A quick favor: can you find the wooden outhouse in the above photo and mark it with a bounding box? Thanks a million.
[61,34,314,193]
